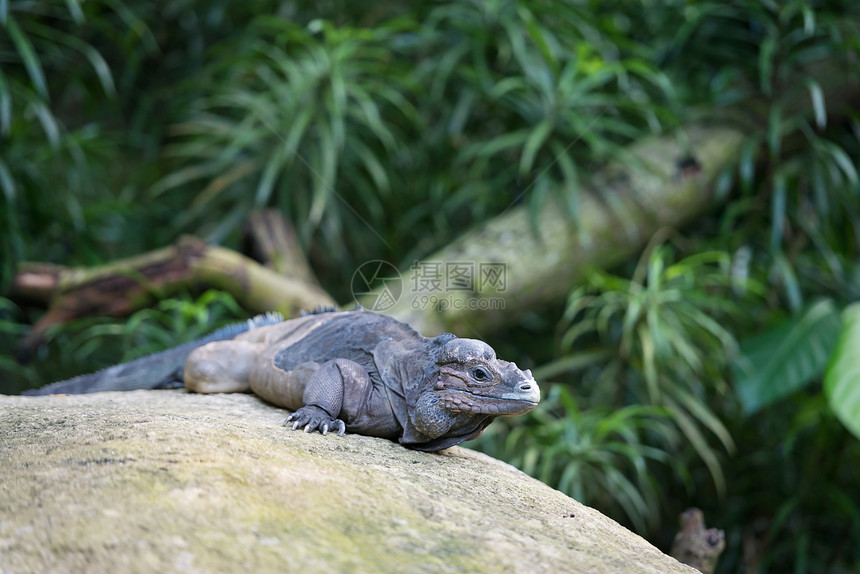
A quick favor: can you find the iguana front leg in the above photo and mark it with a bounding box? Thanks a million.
[253,358,400,439]
[283,359,355,435]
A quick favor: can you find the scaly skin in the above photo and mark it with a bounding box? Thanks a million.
[22,314,284,396]
[182,310,540,451]
[26,309,539,452]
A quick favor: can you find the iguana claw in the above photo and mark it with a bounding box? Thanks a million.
[319,422,347,436]
[283,406,346,437]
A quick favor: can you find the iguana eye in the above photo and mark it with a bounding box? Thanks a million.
[471,366,491,382]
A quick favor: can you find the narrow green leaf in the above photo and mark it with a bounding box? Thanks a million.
[802,6,815,35]
[30,101,60,145]
[767,104,782,160]
[770,173,786,252]
[774,252,802,312]
[807,80,826,129]
[150,163,222,197]
[447,90,475,136]
[26,16,117,96]
[824,303,860,441]
[469,129,530,159]
[0,71,10,136]
[520,7,558,76]
[519,119,553,176]
[671,386,735,453]
[713,168,734,202]
[639,323,659,402]
[255,145,289,206]
[349,137,390,195]
[63,0,84,24]
[6,15,48,98]
[820,141,858,184]
[758,32,777,96]
[80,44,116,96]
[532,350,612,380]
[664,397,725,494]
[549,140,581,217]
[738,137,758,194]
[0,158,16,201]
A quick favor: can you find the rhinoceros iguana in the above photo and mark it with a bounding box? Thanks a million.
[25,309,540,452]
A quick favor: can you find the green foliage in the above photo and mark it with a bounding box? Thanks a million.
[3,1,860,572]
[142,0,676,291]
[0,1,117,279]
[153,17,416,258]
[825,303,860,442]
[734,299,842,415]
[477,386,681,533]
[85,289,246,361]
[723,299,860,572]
[721,394,860,574]
[0,290,245,394]
[477,244,748,532]
[421,1,675,220]
[661,0,860,313]
[560,246,739,490]
[0,297,33,390]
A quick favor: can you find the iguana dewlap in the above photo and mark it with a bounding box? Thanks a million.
[26,310,540,452]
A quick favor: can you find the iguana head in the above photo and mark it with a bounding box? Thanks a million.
[432,338,540,415]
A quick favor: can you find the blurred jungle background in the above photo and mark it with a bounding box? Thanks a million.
[2,1,860,572]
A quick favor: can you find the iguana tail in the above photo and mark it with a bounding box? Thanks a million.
[22,313,284,396]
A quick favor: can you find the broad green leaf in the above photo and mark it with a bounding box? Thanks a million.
[824,303,860,441]
[734,299,842,415]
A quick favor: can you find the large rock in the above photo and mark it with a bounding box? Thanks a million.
[0,391,695,573]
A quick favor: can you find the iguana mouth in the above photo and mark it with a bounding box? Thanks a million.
[437,389,538,415]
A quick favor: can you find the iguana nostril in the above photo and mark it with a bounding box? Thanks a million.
[519,383,532,390]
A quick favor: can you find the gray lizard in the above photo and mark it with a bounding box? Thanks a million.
[24,309,540,451]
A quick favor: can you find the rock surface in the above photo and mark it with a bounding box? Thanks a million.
[0,391,695,574]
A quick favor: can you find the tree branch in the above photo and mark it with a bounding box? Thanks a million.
[11,235,334,360]
[379,124,745,335]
